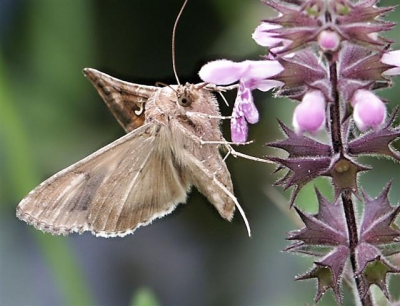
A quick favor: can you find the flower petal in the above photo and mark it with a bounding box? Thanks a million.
[382,67,400,76]
[198,59,247,85]
[381,50,400,76]
[293,90,326,135]
[352,90,386,132]
[252,22,283,48]
[241,60,284,81]
[381,50,400,67]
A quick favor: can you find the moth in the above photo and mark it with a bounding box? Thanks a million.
[16,68,254,237]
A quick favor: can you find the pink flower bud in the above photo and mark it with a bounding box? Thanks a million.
[293,90,326,135]
[352,90,386,132]
[381,50,400,76]
[318,30,341,52]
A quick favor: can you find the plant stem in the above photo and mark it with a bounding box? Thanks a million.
[342,191,373,306]
[328,61,374,306]
[328,61,343,155]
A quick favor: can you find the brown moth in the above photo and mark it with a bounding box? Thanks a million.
[16,68,255,237]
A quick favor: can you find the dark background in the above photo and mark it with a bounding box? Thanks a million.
[1,1,399,305]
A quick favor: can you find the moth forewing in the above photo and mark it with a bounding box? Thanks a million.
[83,68,158,132]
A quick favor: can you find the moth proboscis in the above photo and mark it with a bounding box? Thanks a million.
[16,68,271,237]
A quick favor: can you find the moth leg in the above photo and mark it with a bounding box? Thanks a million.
[203,83,239,92]
[217,91,230,107]
[223,142,273,164]
[202,83,239,107]
[186,111,233,121]
[199,138,254,146]
[175,121,271,164]
[221,150,230,163]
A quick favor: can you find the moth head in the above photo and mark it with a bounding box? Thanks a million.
[176,83,197,107]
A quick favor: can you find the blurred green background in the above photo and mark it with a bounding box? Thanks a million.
[1,1,399,305]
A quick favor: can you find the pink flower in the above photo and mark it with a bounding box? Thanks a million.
[293,90,326,135]
[252,22,291,58]
[381,50,400,76]
[352,90,386,132]
[199,59,284,142]
[252,22,284,48]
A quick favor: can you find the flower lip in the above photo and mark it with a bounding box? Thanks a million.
[231,115,248,143]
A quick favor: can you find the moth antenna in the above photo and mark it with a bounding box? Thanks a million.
[172,0,189,86]
[196,82,209,90]
[155,81,169,87]
[156,82,179,95]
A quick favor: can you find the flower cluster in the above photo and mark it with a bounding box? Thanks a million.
[199,0,400,142]
[199,0,400,305]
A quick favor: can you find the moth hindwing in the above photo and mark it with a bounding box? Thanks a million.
[16,69,251,237]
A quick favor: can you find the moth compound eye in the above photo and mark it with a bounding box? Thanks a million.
[178,95,192,107]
